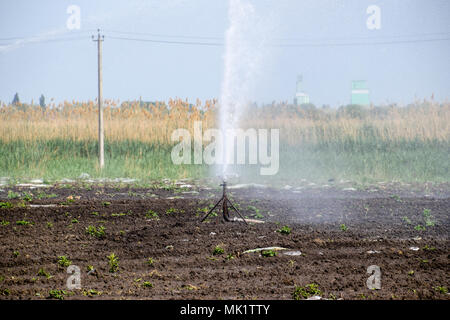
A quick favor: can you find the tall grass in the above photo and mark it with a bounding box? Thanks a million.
[0,99,448,183]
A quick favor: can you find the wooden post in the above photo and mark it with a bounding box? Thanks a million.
[93,29,104,169]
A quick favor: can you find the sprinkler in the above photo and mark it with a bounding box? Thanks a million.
[200,180,248,225]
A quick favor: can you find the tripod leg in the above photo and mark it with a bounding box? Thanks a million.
[201,197,223,222]
[226,198,248,225]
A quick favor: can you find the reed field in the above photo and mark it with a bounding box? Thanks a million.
[0,98,449,184]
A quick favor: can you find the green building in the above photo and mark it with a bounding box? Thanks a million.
[351,80,370,106]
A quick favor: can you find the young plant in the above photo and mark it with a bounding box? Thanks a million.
[107,253,119,273]
[423,209,435,227]
[434,286,448,294]
[85,225,106,239]
[37,268,52,279]
[277,225,291,235]
[212,245,225,256]
[7,190,20,199]
[261,250,277,257]
[48,289,66,300]
[0,202,13,209]
[142,281,153,288]
[57,256,72,268]
[293,283,322,300]
[145,209,159,220]
[340,224,348,231]
[166,207,180,215]
[402,216,412,224]
[22,192,33,202]
[414,225,426,231]
[16,220,33,226]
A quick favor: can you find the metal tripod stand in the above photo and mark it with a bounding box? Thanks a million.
[200,181,248,224]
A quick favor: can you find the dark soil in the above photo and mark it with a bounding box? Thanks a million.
[0,183,448,300]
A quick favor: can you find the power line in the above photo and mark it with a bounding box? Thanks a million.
[0,29,96,41]
[1,29,449,48]
[107,35,223,46]
[104,29,222,40]
[270,37,450,48]
[276,31,450,42]
[104,29,450,42]
[0,36,89,47]
[107,34,450,47]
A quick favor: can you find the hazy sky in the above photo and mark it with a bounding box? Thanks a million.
[1,0,449,106]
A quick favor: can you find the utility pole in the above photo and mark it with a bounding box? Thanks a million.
[92,29,105,169]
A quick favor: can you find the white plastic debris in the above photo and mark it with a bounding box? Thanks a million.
[243,247,288,254]
[282,251,302,256]
[409,247,420,251]
[306,295,322,300]
[366,250,380,254]
[78,173,90,179]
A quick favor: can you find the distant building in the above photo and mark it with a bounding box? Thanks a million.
[351,80,370,106]
[294,75,310,105]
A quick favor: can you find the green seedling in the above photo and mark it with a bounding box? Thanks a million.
[145,210,159,220]
[85,225,106,239]
[16,220,33,226]
[48,289,66,300]
[142,281,153,288]
[37,268,52,279]
[60,198,75,206]
[340,224,348,231]
[147,258,154,265]
[0,202,13,209]
[111,212,127,217]
[423,209,435,227]
[293,283,322,300]
[226,254,235,260]
[212,245,224,255]
[107,253,119,273]
[36,192,57,200]
[13,250,19,257]
[277,225,291,235]
[22,192,33,202]
[91,211,99,216]
[83,289,101,297]
[261,250,277,257]
[402,216,412,224]
[414,225,426,231]
[7,190,20,199]
[71,218,79,224]
[102,201,111,207]
[57,256,72,268]
[434,286,448,294]
[0,220,10,226]
[47,222,53,228]
[166,207,181,214]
